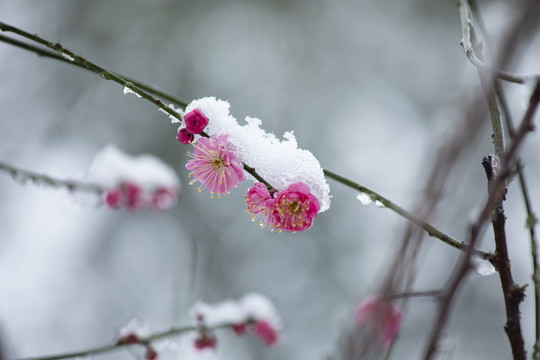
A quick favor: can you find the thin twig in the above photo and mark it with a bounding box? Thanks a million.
[0,34,189,108]
[0,160,103,194]
[18,323,231,360]
[458,0,540,85]
[323,169,491,259]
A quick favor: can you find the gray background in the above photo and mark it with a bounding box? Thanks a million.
[0,0,539,359]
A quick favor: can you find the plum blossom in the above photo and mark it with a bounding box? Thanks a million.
[245,182,320,232]
[245,182,276,228]
[186,134,245,196]
[354,296,402,348]
[273,182,320,232]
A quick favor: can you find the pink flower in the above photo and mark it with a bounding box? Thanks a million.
[152,187,177,210]
[245,183,276,227]
[232,322,248,335]
[272,182,320,232]
[124,182,143,211]
[355,296,402,348]
[193,332,217,350]
[253,321,279,346]
[104,182,143,211]
[186,135,245,195]
[105,188,123,209]
[177,128,194,144]
[184,109,209,135]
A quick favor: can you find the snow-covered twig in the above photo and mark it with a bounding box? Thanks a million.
[17,323,230,360]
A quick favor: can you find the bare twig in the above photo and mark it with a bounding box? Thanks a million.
[324,169,491,259]
[0,160,103,194]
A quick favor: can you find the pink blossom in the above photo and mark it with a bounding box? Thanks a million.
[232,322,248,335]
[245,182,276,227]
[193,332,217,350]
[105,188,123,209]
[145,346,158,360]
[116,333,140,345]
[152,187,177,210]
[253,321,279,346]
[354,296,402,348]
[177,128,194,144]
[124,182,143,211]
[186,135,245,195]
[272,182,320,232]
[184,109,209,135]
[104,183,142,211]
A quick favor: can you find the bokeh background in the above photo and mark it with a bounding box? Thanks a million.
[1,0,539,359]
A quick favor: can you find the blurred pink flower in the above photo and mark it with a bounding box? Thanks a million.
[245,182,276,227]
[152,187,177,210]
[184,108,209,135]
[177,128,194,144]
[272,182,320,232]
[186,135,245,195]
[193,331,217,351]
[355,296,402,348]
[253,321,279,346]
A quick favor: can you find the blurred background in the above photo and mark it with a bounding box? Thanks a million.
[0,0,539,359]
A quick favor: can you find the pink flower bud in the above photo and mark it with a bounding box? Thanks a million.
[105,188,123,209]
[253,321,279,346]
[232,322,248,335]
[184,109,209,135]
[177,128,194,144]
[123,182,143,211]
[116,333,140,345]
[194,332,217,350]
[145,345,158,360]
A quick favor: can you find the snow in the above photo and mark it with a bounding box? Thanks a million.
[472,256,496,276]
[356,192,373,205]
[189,293,280,328]
[183,97,331,212]
[83,145,180,190]
[123,86,142,98]
[158,103,184,124]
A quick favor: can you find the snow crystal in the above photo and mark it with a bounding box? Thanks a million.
[356,192,373,205]
[84,145,180,190]
[375,200,385,208]
[186,97,331,212]
[61,53,75,62]
[123,86,142,98]
[472,256,496,276]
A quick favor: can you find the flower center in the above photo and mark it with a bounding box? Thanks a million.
[211,157,224,170]
[287,200,302,214]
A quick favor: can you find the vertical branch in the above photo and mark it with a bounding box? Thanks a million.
[422,79,540,360]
